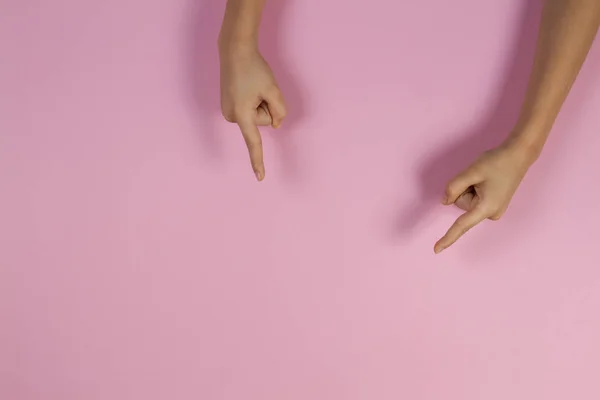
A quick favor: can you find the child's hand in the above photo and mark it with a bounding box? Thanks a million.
[219,46,287,181]
[434,142,536,253]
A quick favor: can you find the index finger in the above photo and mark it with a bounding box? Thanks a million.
[238,118,265,181]
[434,208,488,254]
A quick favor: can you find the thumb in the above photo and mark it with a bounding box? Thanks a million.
[262,87,287,128]
[443,168,481,205]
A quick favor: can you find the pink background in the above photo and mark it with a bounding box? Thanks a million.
[2,0,600,399]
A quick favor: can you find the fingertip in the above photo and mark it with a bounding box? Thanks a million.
[254,168,265,182]
[271,114,284,129]
[434,241,445,254]
[443,188,455,205]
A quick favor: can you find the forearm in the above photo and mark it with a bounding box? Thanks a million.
[510,0,600,159]
[219,0,266,51]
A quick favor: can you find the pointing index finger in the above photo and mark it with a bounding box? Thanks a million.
[238,118,265,181]
[434,208,488,254]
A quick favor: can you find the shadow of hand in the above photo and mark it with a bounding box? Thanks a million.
[395,0,543,245]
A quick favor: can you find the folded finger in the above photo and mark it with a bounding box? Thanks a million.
[255,103,272,126]
[262,88,287,128]
[444,169,482,205]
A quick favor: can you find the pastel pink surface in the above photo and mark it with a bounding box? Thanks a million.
[2,0,600,399]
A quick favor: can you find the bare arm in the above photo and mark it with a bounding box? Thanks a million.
[511,0,600,159]
[218,0,286,181]
[219,0,266,52]
[436,0,600,253]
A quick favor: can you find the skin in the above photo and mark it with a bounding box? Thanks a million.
[219,0,286,182]
[218,0,600,252]
[435,0,600,253]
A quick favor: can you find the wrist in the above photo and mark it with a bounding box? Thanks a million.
[218,30,258,55]
[219,0,263,54]
[504,127,548,167]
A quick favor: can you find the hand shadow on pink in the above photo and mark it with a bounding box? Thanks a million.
[394,0,544,243]
[184,0,305,181]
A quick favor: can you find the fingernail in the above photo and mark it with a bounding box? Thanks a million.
[434,244,444,254]
[255,171,263,181]
[441,196,447,205]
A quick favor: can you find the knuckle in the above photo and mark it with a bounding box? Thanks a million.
[489,210,505,221]
[221,110,235,123]
[453,226,469,239]
[233,107,246,119]
[446,183,460,197]
[455,225,467,236]
[267,85,281,97]
[467,164,485,177]
[246,136,262,147]
[479,202,498,215]
[454,220,470,234]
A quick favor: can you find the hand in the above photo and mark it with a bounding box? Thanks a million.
[219,45,287,181]
[434,141,536,254]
